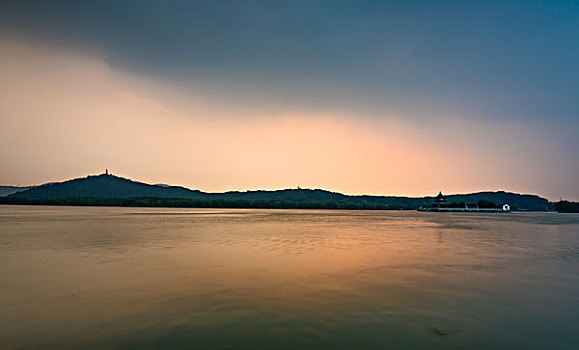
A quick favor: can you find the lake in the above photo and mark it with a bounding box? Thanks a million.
[1,205,578,349]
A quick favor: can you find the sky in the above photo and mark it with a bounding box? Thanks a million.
[0,0,577,200]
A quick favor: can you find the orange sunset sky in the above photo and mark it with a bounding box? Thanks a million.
[1,2,578,200]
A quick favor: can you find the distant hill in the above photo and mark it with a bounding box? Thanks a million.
[6,173,550,211]
[0,186,29,197]
[10,174,208,200]
[445,192,549,211]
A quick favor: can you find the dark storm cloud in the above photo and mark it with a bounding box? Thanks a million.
[2,0,578,120]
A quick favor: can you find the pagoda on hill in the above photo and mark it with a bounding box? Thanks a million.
[434,191,446,207]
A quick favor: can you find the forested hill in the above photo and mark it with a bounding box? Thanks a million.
[7,174,550,211]
[444,192,549,211]
[10,174,209,200]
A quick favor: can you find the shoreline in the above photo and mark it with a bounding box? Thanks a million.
[0,199,554,212]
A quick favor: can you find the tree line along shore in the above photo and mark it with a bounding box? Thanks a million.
[1,196,577,212]
[0,196,425,210]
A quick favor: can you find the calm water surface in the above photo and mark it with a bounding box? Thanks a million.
[1,205,578,349]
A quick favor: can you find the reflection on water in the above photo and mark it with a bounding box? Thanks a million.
[1,205,578,349]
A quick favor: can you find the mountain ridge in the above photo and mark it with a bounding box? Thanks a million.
[5,173,550,211]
